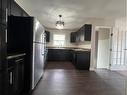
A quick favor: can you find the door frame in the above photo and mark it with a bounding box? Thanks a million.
[94,26,113,70]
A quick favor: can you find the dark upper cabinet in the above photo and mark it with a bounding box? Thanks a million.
[70,32,76,43]
[79,28,84,42]
[45,31,50,42]
[84,24,92,41]
[70,24,92,43]
[75,31,80,42]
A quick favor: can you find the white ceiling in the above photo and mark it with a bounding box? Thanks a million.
[15,0,126,30]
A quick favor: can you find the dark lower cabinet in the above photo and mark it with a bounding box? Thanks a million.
[15,58,24,94]
[0,70,8,95]
[0,72,2,94]
[0,71,3,95]
[7,55,24,95]
[74,51,90,70]
[47,48,91,70]
[48,49,71,61]
[8,67,17,95]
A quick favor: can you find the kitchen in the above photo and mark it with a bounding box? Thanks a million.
[0,0,126,95]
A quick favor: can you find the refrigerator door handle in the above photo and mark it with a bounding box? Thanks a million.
[5,29,7,43]
[10,72,13,85]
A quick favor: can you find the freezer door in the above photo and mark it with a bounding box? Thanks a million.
[32,43,44,89]
[33,19,45,43]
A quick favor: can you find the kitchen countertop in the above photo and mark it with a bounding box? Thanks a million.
[71,49,90,52]
[47,47,91,51]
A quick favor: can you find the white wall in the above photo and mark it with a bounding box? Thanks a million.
[97,28,110,69]
[110,17,127,70]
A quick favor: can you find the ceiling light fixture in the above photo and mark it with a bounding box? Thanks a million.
[56,15,64,29]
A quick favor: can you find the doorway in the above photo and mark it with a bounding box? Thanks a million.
[96,27,111,69]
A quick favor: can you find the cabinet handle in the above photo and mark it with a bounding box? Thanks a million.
[5,29,7,43]
[5,8,8,23]
[10,72,13,85]
[15,58,24,62]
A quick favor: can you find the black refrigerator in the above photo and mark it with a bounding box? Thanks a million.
[7,16,46,93]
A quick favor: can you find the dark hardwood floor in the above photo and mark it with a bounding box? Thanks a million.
[45,61,75,69]
[30,62,126,95]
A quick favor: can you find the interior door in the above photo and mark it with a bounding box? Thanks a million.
[97,28,110,69]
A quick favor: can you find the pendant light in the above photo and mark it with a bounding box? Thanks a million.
[56,15,64,29]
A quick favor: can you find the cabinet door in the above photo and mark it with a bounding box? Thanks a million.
[15,58,24,94]
[0,25,7,70]
[75,51,90,70]
[45,31,50,42]
[71,32,79,43]
[0,26,2,70]
[0,70,8,95]
[75,32,80,42]
[0,71,2,95]
[8,67,18,95]
[7,57,24,95]
[79,27,84,42]
[84,24,92,41]
[70,32,74,42]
